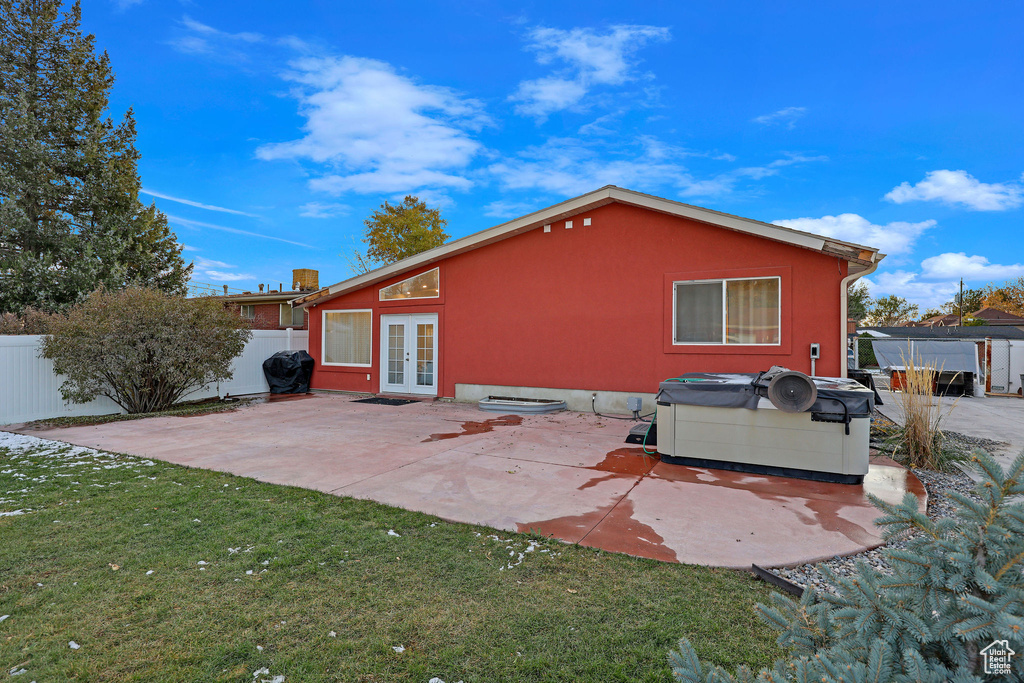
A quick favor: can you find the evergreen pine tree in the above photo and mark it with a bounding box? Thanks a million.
[668,450,1024,682]
[0,0,191,313]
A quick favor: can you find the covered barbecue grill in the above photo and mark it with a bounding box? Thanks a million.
[655,369,876,484]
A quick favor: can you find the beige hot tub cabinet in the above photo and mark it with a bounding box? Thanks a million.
[655,373,876,484]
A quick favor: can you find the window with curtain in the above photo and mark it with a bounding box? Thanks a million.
[279,304,304,327]
[674,277,780,345]
[323,311,372,365]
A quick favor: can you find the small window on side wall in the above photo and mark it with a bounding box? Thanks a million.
[240,304,255,320]
[379,268,439,301]
[674,277,780,345]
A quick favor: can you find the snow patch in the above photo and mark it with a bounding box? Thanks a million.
[387,529,401,537]
[69,641,80,650]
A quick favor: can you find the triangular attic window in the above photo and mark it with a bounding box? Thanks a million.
[379,267,439,301]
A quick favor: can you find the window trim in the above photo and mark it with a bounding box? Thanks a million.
[378,267,441,302]
[321,309,373,368]
[672,276,781,347]
[240,304,255,320]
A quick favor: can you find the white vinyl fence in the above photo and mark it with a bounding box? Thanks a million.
[0,329,308,425]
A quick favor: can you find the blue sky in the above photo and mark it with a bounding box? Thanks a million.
[84,1,1023,309]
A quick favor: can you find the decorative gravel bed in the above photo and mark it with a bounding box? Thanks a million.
[769,412,1007,593]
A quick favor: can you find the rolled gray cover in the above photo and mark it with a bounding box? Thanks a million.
[656,372,875,417]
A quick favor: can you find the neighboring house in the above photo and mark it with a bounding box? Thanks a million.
[972,305,1024,326]
[292,186,883,407]
[917,313,960,327]
[213,269,319,331]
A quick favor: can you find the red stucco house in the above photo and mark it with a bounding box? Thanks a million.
[292,187,883,411]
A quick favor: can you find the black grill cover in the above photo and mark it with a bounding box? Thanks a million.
[262,350,315,394]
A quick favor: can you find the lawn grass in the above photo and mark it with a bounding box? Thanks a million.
[0,434,782,682]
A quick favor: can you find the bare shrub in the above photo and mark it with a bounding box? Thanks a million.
[40,288,252,414]
[891,354,956,469]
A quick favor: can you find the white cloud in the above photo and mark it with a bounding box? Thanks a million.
[114,0,144,9]
[256,56,486,195]
[753,107,806,129]
[884,169,1023,211]
[483,200,541,219]
[490,138,826,200]
[511,25,670,119]
[864,271,960,310]
[772,214,934,255]
[141,189,260,218]
[169,16,264,56]
[203,270,255,282]
[189,257,255,284]
[181,244,200,252]
[193,257,236,270]
[166,214,314,248]
[299,202,350,218]
[919,252,1024,281]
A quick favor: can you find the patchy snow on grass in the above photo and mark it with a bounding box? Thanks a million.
[68,641,80,650]
[0,509,29,517]
[386,529,401,537]
[252,668,284,682]
[392,645,405,653]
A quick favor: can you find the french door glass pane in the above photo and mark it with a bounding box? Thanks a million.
[726,278,779,344]
[387,323,404,384]
[416,323,434,386]
[675,282,724,343]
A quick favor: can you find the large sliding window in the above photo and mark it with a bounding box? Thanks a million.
[323,310,372,366]
[674,277,780,345]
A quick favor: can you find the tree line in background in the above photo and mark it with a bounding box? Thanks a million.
[849,278,1024,327]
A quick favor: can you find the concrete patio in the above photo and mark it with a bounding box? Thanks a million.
[10,394,926,569]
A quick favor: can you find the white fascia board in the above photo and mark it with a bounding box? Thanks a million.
[607,187,829,251]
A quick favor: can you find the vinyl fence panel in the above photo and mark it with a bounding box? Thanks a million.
[0,330,308,426]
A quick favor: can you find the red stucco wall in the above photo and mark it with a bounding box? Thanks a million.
[308,202,848,396]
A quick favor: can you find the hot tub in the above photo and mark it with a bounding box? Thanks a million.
[655,372,876,484]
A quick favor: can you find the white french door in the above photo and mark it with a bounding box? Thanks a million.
[379,314,438,395]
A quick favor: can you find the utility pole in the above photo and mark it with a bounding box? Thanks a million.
[958,278,964,327]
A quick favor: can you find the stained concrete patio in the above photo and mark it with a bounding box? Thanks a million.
[10,394,926,569]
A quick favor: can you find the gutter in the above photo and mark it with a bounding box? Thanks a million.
[840,256,883,378]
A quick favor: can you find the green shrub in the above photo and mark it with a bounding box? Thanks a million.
[668,450,1024,682]
[40,287,252,413]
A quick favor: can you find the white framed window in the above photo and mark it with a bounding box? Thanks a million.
[240,304,255,320]
[322,310,372,366]
[279,304,304,327]
[673,277,780,345]
[379,268,439,301]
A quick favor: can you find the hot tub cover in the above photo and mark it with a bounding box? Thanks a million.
[656,372,876,418]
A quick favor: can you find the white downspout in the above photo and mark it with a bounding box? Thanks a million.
[840,256,882,379]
